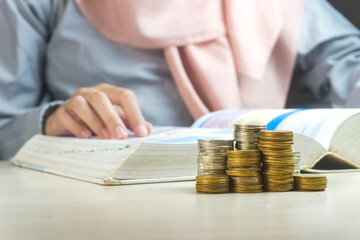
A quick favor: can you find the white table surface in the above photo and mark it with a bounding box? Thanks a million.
[1,161,360,240]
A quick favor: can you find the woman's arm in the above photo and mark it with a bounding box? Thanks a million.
[0,0,60,159]
[0,0,152,159]
[293,0,360,107]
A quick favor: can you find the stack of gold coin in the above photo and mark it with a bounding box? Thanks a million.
[196,175,230,193]
[226,150,263,193]
[259,130,295,192]
[197,139,233,176]
[234,124,266,150]
[294,174,327,191]
[293,150,301,174]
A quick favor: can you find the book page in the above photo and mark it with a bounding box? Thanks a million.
[276,109,360,149]
[192,110,252,128]
[13,126,233,184]
[328,113,360,168]
[192,109,293,129]
[108,126,233,144]
[13,135,142,180]
[192,109,360,149]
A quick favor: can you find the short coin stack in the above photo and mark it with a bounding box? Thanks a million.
[293,150,301,174]
[196,139,233,193]
[197,139,233,176]
[196,175,230,194]
[294,174,327,191]
[234,124,266,150]
[259,130,295,192]
[226,150,263,193]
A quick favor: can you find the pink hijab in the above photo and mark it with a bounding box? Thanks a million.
[75,0,304,119]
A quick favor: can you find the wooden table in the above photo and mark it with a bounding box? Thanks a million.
[1,161,360,240]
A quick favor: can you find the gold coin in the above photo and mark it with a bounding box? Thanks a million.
[231,189,263,193]
[234,123,266,128]
[259,137,293,142]
[196,183,230,188]
[258,144,293,150]
[260,130,293,137]
[227,150,261,158]
[264,183,294,192]
[197,169,226,176]
[234,124,266,132]
[294,188,326,192]
[259,144,293,150]
[263,155,295,160]
[196,175,229,183]
[230,176,262,184]
[262,177,294,184]
[227,157,261,163]
[218,146,233,153]
[231,183,263,189]
[293,174,327,178]
[295,181,328,185]
[227,149,261,154]
[231,184,263,193]
[293,174,327,191]
[196,184,230,194]
[227,157,261,161]
[260,149,294,156]
[227,162,261,169]
[259,140,294,145]
[262,169,295,175]
[226,169,261,177]
[262,160,295,166]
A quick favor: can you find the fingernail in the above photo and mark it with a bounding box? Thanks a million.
[136,124,148,137]
[81,130,90,138]
[101,128,110,139]
[146,122,152,132]
[115,126,127,139]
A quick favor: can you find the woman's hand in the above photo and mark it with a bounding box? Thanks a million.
[44,83,152,139]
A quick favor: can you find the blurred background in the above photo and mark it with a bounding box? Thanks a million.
[328,0,360,28]
[286,0,360,108]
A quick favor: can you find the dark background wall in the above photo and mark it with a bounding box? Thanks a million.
[286,0,360,108]
[328,0,360,28]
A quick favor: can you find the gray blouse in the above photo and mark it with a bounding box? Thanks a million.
[0,0,360,159]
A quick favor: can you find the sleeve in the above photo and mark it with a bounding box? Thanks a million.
[0,0,63,159]
[293,0,360,108]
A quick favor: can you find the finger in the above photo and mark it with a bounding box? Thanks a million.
[104,87,149,137]
[113,105,153,136]
[113,105,130,129]
[84,90,128,139]
[55,105,92,138]
[67,95,110,139]
[146,122,152,134]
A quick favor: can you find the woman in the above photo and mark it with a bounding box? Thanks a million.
[0,0,360,159]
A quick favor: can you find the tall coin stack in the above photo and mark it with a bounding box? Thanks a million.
[234,124,266,150]
[259,130,295,192]
[293,150,301,174]
[294,174,327,191]
[226,150,263,193]
[196,139,233,194]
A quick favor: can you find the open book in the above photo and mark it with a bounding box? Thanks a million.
[11,127,232,185]
[193,109,360,173]
[12,109,360,185]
